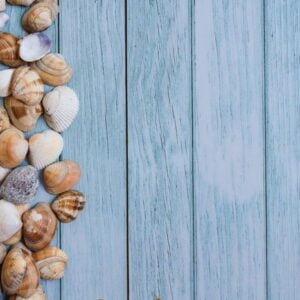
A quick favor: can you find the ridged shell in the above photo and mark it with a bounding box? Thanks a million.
[31,53,73,86]
[51,190,85,223]
[43,86,79,132]
[0,128,28,168]
[33,246,68,280]
[0,243,6,264]
[43,160,81,194]
[0,106,10,133]
[0,33,24,67]
[22,203,57,251]
[11,66,44,105]
[28,130,63,169]
[5,96,43,132]
[7,0,35,6]
[0,69,14,97]
[8,285,46,300]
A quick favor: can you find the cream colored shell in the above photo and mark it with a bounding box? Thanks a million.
[0,69,14,97]
[0,106,10,133]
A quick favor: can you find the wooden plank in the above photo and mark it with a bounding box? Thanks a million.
[59,0,127,299]
[127,0,193,299]
[266,1,300,298]
[193,1,266,299]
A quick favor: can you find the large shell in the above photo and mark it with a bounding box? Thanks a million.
[0,106,11,133]
[43,86,79,132]
[33,246,68,280]
[43,160,81,194]
[31,53,73,86]
[0,243,6,264]
[0,128,28,168]
[51,190,85,223]
[0,69,15,97]
[8,285,46,300]
[11,66,44,105]
[22,203,57,251]
[7,0,35,6]
[22,0,59,33]
[28,130,63,169]
[0,33,24,67]
[5,96,43,132]
[0,166,39,205]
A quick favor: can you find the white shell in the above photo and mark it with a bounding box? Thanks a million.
[0,69,14,97]
[0,166,10,183]
[28,130,63,169]
[19,33,51,62]
[0,13,9,28]
[0,200,22,243]
[43,86,79,132]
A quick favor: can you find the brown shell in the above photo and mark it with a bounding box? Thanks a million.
[22,203,57,251]
[8,284,46,300]
[51,190,85,223]
[0,105,11,133]
[0,33,24,67]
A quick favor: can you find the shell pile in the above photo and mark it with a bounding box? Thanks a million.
[0,2,86,299]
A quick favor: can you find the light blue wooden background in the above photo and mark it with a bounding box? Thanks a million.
[1,0,299,299]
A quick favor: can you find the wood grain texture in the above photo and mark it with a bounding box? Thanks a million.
[127,0,193,299]
[193,1,266,299]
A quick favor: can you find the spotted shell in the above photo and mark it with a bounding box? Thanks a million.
[0,33,24,67]
[7,0,35,6]
[0,105,11,133]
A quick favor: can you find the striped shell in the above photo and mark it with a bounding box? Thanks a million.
[7,0,35,6]
[0,105,11,133]
[43,86,79,132]
[0,33,24,67]
[51,190,85,223]
[0,69,15,97]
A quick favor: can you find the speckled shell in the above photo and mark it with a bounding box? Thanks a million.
[0,33,24,67]
[28,130,63,169]
[31,53,73,86]
[0,106,10,133]
[7,0,35,6]
[42,86,79,132]
[33,246,67,280]
[0,128,28,168]
[43,160,81,194]
[22,203,57,251]
[0,243,6,264]
[0,69,15,97]
[51,190,85,223]
[5,96,43,132]
[0,166,39,205]
[11,66,44,106]
[8,285,46,300]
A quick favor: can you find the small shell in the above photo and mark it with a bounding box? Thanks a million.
[43,160,81,194]
[43,86,79,132]
[22,0,59,33]
[0,128,28,168]
[7,0,35,6]
[0,106,11,132]
[0,243,7,264]
[11,66,44,105]
[5,96,43,132]
[33,246,68,280]
[0,13,9,28]
[51,190,85,223]
[0,33,24,67]
[0,166,39,204]
[0,69,15,97]
[31,53,73,86]
[28,130,63,169]
[22,203,57,251]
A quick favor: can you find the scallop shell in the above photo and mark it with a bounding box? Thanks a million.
[5,96,43,132]
[8,285,46,300]
[0,33,24,67]
[43,86,79,132]
[7,0,35,6]
[0,106,11,133]
[51,190,85,223]
[22,203,57,251]
[0,128,28,168]
[0,69,15,97]
[0,243,7,264]
[11,66,44,106]
[22,0,59,33]
[43,160,81,194]
[31,53,73,86]
[33,246,68,280]
[28,130,63,169]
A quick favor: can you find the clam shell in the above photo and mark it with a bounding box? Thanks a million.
[43,86,79,132]
[11,66,44,105]
[0,105,11,133]
[0,128,28,168]
[22,203,57,251]
[28,129,63,169]
[0,69,15,97]
[8,285,46,300]
[5,96,43,132]
[31,53,73,86]
[0,166,39,205]
[0,33,24,67]
[7,0,35,6]
[33,246,68,280]
[0,243,6,264]
[43,160,81,194]
[51,190,85,223]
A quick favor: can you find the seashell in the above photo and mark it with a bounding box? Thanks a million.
[5,96,43,132]
[0,166,10,183]
[0,166,39,204]
[33,246,68,280]
[8,285,46,300]
[0,128,28,168]
[43,160,81,194]
[22,0,59,33]
[0,200,22,243]
[0,106,10,133]
[19,33,51,62]
[31,53,73,86]
[0,13,9,28]
[22,203,57,251]
[0,33,24,67]
[0,243,6,264]
[0,0,5,11]
[43,86,79,132]
[0,69,15,97]
[1,246,39,298]
[51,190,85,223]
[7,0,35,6]
[11,66,44,105]
[28,129,63,169]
